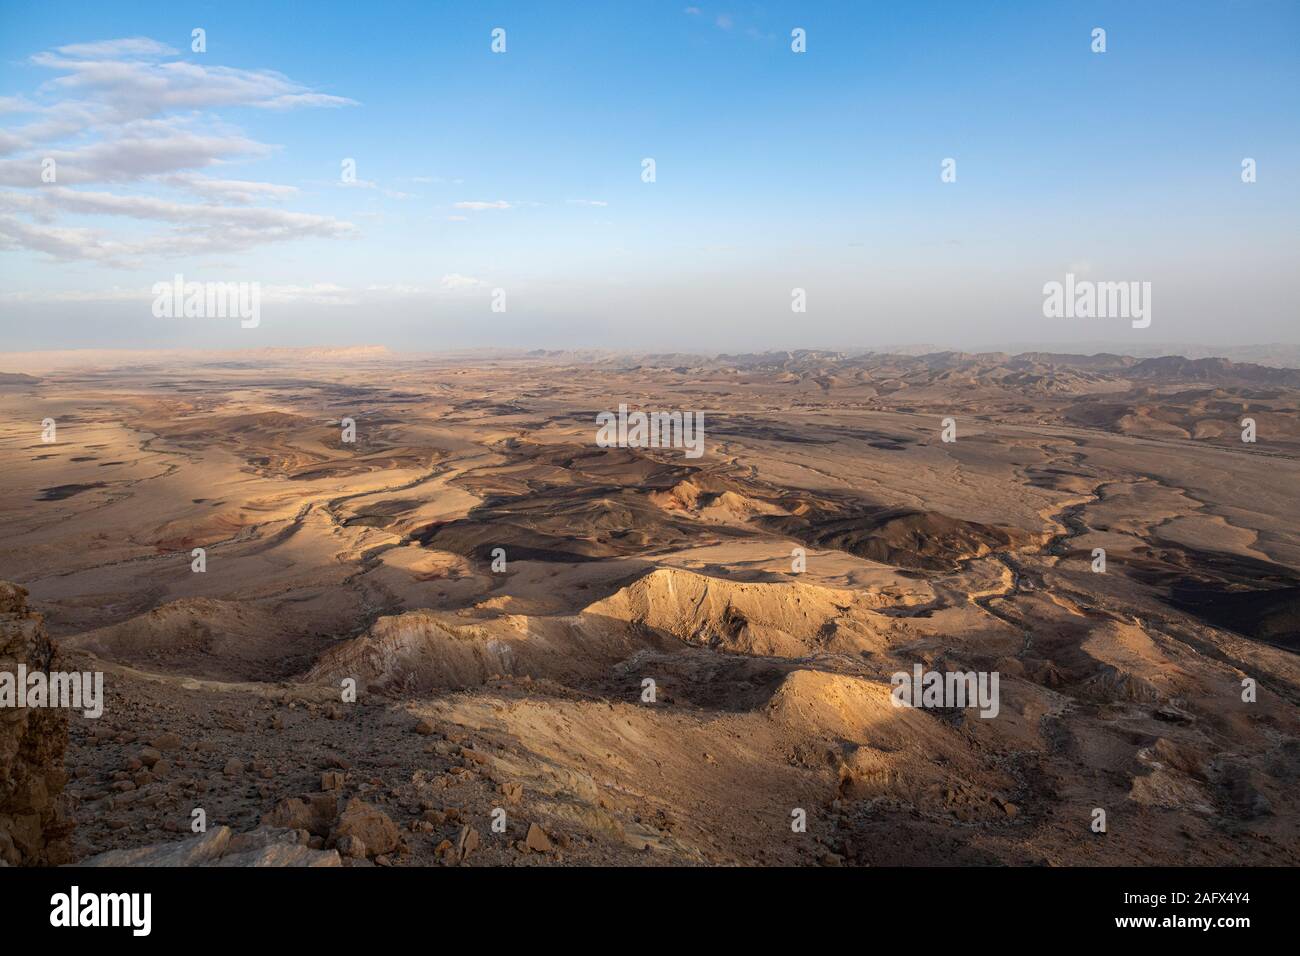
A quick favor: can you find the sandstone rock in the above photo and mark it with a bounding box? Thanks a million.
[500,781,523,804]
[226,826,298,854]
[81,826,232,866]
[524,822,552,853]
[0,582,73,865]
[79,826,341,867]
[335,835,367,860]
[330,799,400,857]
[216,843,341,867]
[263,793,339,837]
[455,824,480,860]
[151,732,182,752]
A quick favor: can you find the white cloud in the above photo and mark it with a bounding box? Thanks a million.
[53,38,179,59]
[0,38,358,265]
[158,173,299,203]
[0,285,151,303]
[1,280,487,305]
[0,121,271,186]
[26,51,357,124]
[453,199,511,210]
[439,273,488,290]
[0,186,355,263]
[0,96,39,114]
[0,214,129,262]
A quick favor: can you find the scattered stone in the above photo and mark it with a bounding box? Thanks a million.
[152,732,183,752]
[500,781,524,804]
[524,823,552,853]
[330,799,400,857]
[455,824,480,861]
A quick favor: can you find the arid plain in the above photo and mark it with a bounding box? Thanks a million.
[2,347,1298,866]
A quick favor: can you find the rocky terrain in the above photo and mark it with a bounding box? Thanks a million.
[0,348,1297,866]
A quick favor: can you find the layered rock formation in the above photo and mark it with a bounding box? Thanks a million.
[0,582,73,865]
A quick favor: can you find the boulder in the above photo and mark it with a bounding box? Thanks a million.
[262,792,339,836]
[330,799,400,857]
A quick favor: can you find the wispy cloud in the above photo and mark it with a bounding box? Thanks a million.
[0,37,356,263]
[453,199,511,211]
[1,279,488,305]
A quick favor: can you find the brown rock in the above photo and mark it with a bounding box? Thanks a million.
[0,581,73,865]
[500,781,524,804]
[455,824,480,860]
[152,732,183,752]
[330,798,400,857]
[524,822,552,853]
[81,826,341,867]
[335,835,368,860]
[262,792,339,837]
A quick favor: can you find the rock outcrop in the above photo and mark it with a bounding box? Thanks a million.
[78,826,342,867]
[0,582,73,866]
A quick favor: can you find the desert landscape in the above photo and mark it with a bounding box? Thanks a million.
[2,347,1297,867]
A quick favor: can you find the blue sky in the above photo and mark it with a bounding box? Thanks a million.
[0,0,1296,351]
